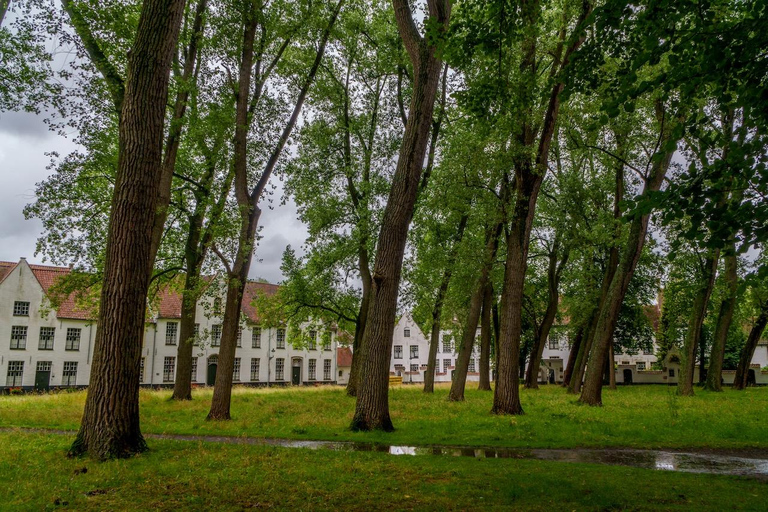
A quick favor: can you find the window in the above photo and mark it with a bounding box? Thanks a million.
[10,326,27,349]
[140,357,145,383]
[548,332,559,350]
[441,336,451,353]
[444,359,451,372]
[165,322,178,345]
[410,345,418,359]
[275,358,285,380]
[394,345,403,359]
[163,356,176,382]
[233,358,241,381]
[404,328,410,337]
[637,361,646,371]
[276,329,286,349]
[38,327,55,350]
[339,370,343,377]
[469,359,476,373]
[308,330,317,350]
[65,328,81,351]
[62,362,78,386]
[194,324,201,346]
[37,361,52,372]
[308,359,317,380]
[410,364,418,372]
[213,297,222,316]
[6,361,24,386]
[669,369,675,377]
[252,328,261,348]
[236,328,242,348]
[250,358,260,381]
[13,301,30,316]
[191,357,198,382]
[323,360,331,380]
[211,324,221,346]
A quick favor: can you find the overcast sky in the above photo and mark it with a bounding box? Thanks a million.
[0,110,308,284]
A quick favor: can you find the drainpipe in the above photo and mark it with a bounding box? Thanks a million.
[150,323,158,386]
[86,324,93,364]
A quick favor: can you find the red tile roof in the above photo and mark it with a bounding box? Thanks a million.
[0,261,18,284]
[241,282,280,323]
[27,263,97,320]
[337,346,353,367]
[156,286,183,319]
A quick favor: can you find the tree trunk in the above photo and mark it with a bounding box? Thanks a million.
[350,0,449,432]
[69,0,186,460]
[346,241,372,397]
[208,0,342,420]
[147,0,208,271]
[568,308,599,394]
[562,324,583,388]
[704,244,738,391]
[678,251,719,396]
[579,102,676,406]
[733,305,768,390]
[608,341,616,389]
[0,0,9,27]
[525,240,568,389]
[478,283,493,391]
[425,215,468,393]
[449,223,501,401]
[172,265,201,401]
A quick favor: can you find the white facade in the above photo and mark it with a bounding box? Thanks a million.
[0,259,339,390]
[389,314,490,384]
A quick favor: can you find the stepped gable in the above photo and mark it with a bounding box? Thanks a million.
[28,263,96,320]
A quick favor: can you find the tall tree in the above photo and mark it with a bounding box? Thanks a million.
[207,0,344,420]
[69,0,186,459]
[350,0,450,431]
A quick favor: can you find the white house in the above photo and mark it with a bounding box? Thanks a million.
[0,258,340,390]
[388,314,491,384]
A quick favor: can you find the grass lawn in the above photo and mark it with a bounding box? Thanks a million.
[3,431,768,511]
[1,384,767,450]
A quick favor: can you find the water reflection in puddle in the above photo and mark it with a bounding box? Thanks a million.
[7,428,768,478]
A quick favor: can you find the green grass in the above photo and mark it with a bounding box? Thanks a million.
[2,384,767,450]
[3,431,768,511]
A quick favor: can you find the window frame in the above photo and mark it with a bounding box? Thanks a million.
[10,326,27,350]
[62,361,78,386]
[38,327,55,350]
[65,327,81,351]
[13,301,30,317]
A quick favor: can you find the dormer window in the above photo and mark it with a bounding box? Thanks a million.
[404,328,410,337]
[13,301,29,317]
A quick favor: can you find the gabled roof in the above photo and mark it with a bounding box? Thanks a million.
[28,263,96,320]
[337,346,353,367]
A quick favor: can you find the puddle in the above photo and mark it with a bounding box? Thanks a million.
[7,428,768,478]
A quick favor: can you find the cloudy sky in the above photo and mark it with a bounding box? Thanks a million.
[0,110,308,284]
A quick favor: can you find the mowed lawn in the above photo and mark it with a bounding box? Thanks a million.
[2,384,767,450]
[3,432,768,511]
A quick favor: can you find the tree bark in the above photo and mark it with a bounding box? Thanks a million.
[424,214,468,393]
[69,0,186,460]
[350,0,450,432]
[704,243,738,391]
[525,239,568,389]
[478,282,493,391]
[678,251,719,396]
[562,324,583,388]
[608,341,616,389]
[733,304,768,390]
[449,223,501,401]
[579,102,676,406]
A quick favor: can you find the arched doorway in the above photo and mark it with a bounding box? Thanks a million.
[207,355,218,386]
[623,368,633,384]
[291,358,302,385]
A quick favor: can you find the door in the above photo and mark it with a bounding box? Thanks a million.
[292,366,301,385]
[34,371,50,391]
[548,369,555,384]
[207,363,217,386]
[748,369,756,386]
[623,369,633,384]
